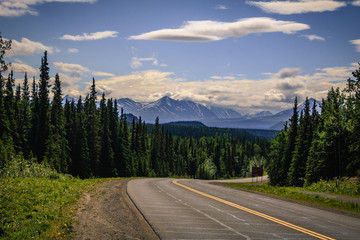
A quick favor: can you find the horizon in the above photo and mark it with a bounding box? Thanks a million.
[2,0,359,114]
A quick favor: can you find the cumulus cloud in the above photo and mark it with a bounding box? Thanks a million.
[301,34,325,41]
[349,39,360,52]
[352,0,360,6]
[54,62,90,79]
[83,63,358,113]
[246,0,346,15]
[0,0,96,17]
[9,59,39,76]
[275,68,301,79]
[60,31,118,41]
[5,37,55,57]
[129,17,310,42]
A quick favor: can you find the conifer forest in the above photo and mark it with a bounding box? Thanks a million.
[1,35,359,183]
[0,38,269,179]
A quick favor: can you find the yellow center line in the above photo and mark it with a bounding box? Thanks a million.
[173,180,335,240]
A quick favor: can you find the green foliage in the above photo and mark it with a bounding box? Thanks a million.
[0,42,269,180]
[0,176,105,239]
[305,179,360,197]
[0,156,60,179]
[226,182,360,214]
[268,65,360,187]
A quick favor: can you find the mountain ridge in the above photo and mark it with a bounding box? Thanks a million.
[63,95,321,130]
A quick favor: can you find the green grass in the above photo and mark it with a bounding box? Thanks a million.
[0,157,109,239]
[304,179,360,197]
[225,182,360,214]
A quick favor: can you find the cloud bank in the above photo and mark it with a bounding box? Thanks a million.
[88,63,357,113]
[129,17,310,42]
[246,0,346,15]
[0,0,96,17]
[5,37,56,57]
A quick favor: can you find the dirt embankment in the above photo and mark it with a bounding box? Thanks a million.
[73,179,159,240]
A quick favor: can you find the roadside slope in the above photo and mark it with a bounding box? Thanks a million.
[73,179,158,240]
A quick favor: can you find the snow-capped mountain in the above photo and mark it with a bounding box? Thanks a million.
[117,96,217,123]
[207,106,243,119]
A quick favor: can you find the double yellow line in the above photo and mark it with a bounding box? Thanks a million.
[173,180,335,240]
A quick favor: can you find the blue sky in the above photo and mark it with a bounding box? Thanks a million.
[1,0,360,114]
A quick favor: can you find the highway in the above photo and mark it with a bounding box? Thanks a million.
[127,178,360,239]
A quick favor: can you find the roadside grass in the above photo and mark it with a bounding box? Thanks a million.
[304,178,360,197]
[0,158,109,239]
[225,181,360,215]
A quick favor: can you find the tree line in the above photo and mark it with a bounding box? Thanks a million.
[267,65,360,186]
[0,38,269,179]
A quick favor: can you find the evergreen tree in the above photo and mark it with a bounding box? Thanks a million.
[20,73,31,157]
[280,97,298,186]
[29,77,40,160]
[344,64,360,176]
[37,51,51,162]
[85,78,100,176]
[288,97,312,186]
[98,94,114,177]
[45,73,70,172]
[4,71,16,143]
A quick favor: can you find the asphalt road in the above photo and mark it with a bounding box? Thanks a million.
[127,178,360,239]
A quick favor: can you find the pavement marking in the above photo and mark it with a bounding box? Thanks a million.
[173,180,336,240]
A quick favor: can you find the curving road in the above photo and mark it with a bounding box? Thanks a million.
[127,178,360,239]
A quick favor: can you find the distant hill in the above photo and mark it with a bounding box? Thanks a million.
[202,98,322,131]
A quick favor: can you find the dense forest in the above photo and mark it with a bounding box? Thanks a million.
[0,37,269,179]
[268,65,360,186]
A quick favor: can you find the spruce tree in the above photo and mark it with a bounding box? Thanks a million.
[86,78,100,176]
[288,97,312,186]
[281,97,298,186]
[344,65,360,176]
[45,73,70,172]
[37,51,51,162]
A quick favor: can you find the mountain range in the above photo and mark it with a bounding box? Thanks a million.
[116,96,321,130]
[63,95,321,131]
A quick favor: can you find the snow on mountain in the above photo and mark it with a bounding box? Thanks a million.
[119,96,216,123]
[208,106,242,119]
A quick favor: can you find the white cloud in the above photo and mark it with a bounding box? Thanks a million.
[352,0,360,6]
[93,71,115,77]
[130,56,166,69]
[349,39,360,52]
[60,31,118,41]
[54,62,90,79]
[215,5,228,10]
[246,0,346,15]
[129,17,310,42]
[9,59,39,76]
[5,37,55,56]
[301,34,325,41]
[211,76,236,80]
[85,63,357,113]
[0,0,96,17]
[67,48,79,53]
[274,68,301,79]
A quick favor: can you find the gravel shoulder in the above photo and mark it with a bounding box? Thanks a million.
[73,179,159,240]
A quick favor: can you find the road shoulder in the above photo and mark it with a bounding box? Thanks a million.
[212,182,360,219]
[73,179,159,240]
